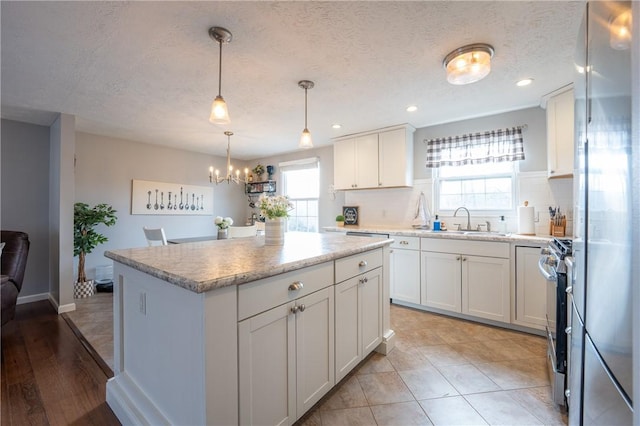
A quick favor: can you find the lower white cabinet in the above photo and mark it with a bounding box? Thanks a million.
[514,246,556,330]
[238,287,334,425]
[390,236,421,304]
[420,239,511,323]
[335,267,383,382]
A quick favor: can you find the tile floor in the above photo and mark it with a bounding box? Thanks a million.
[297,304,567,425]
[64,295,567,425]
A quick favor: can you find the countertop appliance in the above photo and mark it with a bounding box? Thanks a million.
[567,2,635,424]
[538,237,573,406]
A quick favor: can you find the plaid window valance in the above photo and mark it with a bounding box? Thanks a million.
[425,126,525,168]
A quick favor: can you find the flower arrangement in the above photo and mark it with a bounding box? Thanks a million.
[259,194,294,219]
[252,164,265,177]
[214,216,233,229]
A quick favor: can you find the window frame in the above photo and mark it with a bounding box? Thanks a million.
[280,157,320,233]
[432,161,519,215]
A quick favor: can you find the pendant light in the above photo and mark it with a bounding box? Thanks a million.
[443,43,494,85]
[209,131,248,184]
[298,80,315,149]
[209,27,232,124]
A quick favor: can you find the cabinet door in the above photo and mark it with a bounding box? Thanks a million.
[354,134,379,189]
[462,255,510,323]
[295,288,334,417]
[361,267,383,355]
[421,251,461,312]
[378,128,412,187]
[334,276,360,382]
[547,88,574,178]
[239,303,296,426]
[515,246,549,329]
[390,248,420,304]
[334,138,356,190]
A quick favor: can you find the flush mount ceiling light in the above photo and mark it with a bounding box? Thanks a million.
[209,27,232,125]
[209,131,248,184]
[298,80,315,149]
[443,43,494,85]
[406,105,418,112]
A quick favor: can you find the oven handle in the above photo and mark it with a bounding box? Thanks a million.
[538,256,557,281]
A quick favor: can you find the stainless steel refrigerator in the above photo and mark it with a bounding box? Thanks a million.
[569,1,635,424]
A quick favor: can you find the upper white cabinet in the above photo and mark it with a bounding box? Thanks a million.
[333,124,415,190]
[545,87,574,178]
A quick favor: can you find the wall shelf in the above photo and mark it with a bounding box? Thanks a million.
[245,180,276,195]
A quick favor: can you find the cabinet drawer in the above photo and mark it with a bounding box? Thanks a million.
[238,262,334,321]
[390,235,420,250]
[420,238,509,258]
[335,249,383,283]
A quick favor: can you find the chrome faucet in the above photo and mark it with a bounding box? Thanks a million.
[453,207,472,231]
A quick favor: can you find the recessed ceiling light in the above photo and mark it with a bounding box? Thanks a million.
[516,78,534,87]
[406,105,418,112]
[332,124,342,129]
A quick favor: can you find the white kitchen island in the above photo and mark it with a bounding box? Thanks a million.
[104,232,394,425]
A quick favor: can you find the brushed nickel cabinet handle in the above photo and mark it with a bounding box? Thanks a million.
[288,281,304,291]
[298,304,306,312]
[358,260,367,267]
[291,305,299,314]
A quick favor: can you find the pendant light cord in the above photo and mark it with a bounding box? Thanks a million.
[218,41,223,97]
[304,87,308,128]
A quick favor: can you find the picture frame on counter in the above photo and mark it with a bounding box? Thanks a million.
[131,179,214,215]
[343,206,359,225]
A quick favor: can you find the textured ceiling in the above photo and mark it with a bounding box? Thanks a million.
[1,1,585,160]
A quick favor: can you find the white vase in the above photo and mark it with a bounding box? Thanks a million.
[217,228,229,240]
[265,217,285,246]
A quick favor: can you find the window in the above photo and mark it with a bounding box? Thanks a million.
[426,126,524,213]
[281,158,319,232]
[435,162,516,212]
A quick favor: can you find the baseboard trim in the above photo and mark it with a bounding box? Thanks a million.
[47,294,76,314]
[16,292,49,305]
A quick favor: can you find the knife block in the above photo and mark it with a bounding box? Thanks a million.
[550,218,566,237]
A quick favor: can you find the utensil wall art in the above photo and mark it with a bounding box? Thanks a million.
[131,179,214,215]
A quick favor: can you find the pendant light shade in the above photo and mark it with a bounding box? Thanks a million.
[443,43,494,85]
[209,27,232,124]
[298,80,314,149]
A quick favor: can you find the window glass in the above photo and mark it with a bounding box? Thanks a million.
[282,165,319,232]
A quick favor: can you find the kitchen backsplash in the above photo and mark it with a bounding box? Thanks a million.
[343,171,574,236]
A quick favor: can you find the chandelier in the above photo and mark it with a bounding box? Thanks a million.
[209,131,248,184]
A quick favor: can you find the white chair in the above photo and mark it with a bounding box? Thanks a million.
[143,227,167,246]
[228,225,258,238]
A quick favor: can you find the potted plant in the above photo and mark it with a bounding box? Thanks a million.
[214,216,234,239]
[73,202,117,298]
[259,194,293,245]
[335,214,345,227]
[252,164,265,181]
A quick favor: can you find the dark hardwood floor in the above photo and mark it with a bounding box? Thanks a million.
[1,300,120,426]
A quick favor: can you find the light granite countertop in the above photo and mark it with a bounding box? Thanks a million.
[323,226,553,245]
[104,232,391,294]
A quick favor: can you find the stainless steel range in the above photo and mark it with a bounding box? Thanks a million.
[538,237,572,406]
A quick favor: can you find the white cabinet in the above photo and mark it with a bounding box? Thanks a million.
[420,239,510,323]
[238,264,335,425]
[390,236,421,304]
[546,87,574,178]
[333,124,415,190]
[335,249,383,382]
[514,246,556,331]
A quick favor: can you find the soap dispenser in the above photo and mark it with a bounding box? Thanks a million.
[498,216,507,233]
[433,215,441,231]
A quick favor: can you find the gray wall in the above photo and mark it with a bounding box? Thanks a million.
[413,106,547,178]
[75,132,247,278]
[1,119,51,297]
[251,145,345,229]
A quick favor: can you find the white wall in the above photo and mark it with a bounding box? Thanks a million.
[1,119,51,297]
[75,132,247,279]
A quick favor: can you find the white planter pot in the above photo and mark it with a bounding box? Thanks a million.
[265,217,285,246]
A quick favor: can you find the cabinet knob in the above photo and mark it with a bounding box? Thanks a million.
[456,257,461,261]
[298,304,306,312]
[400,241,409,245]
[358,260,368,267]
[462,257,467,262]
[291,305,300,314]
[288,281,304,291]
[359,277,369,285]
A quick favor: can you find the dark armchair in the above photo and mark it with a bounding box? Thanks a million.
[1,230,30,326]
